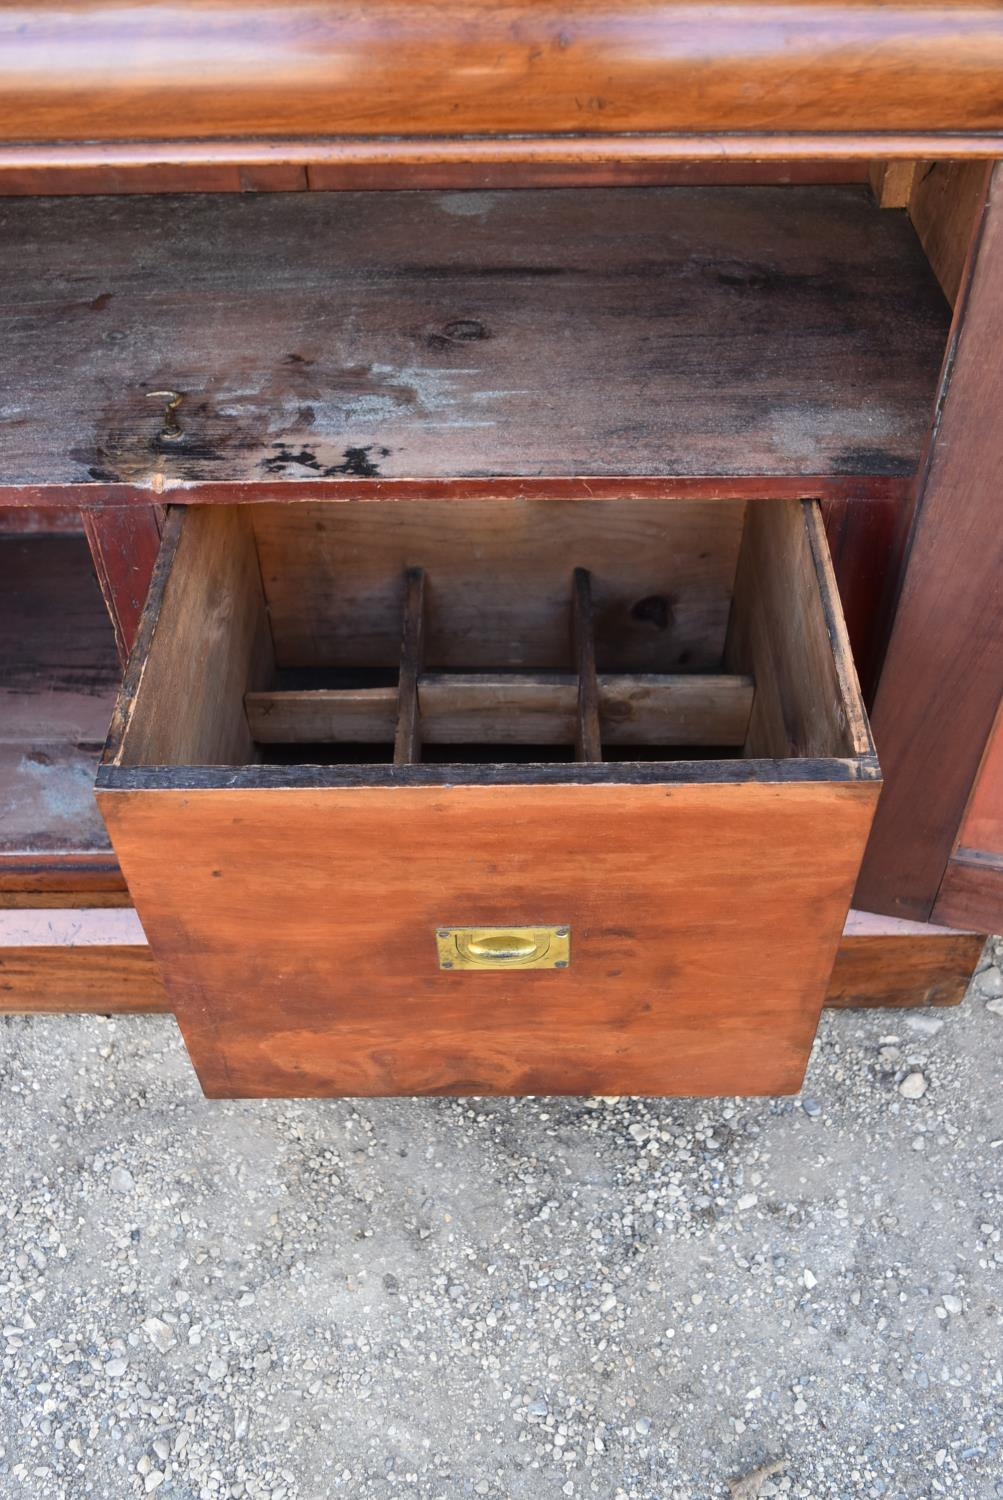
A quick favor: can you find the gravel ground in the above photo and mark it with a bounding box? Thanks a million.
[1,939,1002,1500]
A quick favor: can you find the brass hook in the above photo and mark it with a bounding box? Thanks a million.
[146,389,184,442]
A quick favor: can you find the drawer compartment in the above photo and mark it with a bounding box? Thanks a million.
[96,498,880,1098]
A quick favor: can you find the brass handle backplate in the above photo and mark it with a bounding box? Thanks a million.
[435,926,570,971]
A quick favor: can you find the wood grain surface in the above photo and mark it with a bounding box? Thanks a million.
[252,499,747,675]
[96,497,879,1097]
[98,780,877,1097]
[934,855,1003,935]
[908,160,991,306]
[82,506,162,664]
[0,921,982,1021]
[0,947,170,1014]
[949,699,1003,862]
[825,930,986,1009]
[2,3,1002,141]
[244,674,756,748]
[855,162,1003,928]
[0,189,949,500]
[0,155,872,198]
[726,501,872,760]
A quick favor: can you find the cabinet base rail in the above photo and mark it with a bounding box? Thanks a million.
[0,909,985,1021]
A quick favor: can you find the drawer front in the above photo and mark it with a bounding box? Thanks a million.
[99,778,877,1098]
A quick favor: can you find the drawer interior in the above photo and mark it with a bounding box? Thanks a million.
[105,497,876,783]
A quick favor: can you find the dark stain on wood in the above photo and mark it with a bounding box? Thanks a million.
[0,188,950,495]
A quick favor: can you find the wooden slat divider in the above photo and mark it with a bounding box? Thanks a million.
[246,673,755,748]
[572,568,602,762]
[393,568,425,765]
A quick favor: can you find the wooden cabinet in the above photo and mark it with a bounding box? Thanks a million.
[0,4,1000,1095]
[95,499,877,1096]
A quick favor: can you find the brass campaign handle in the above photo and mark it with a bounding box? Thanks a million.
[435,926,570,970]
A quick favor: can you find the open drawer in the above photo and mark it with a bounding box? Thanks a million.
[96,498,880,1098]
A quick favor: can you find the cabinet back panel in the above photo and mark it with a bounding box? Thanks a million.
[252,499,746,672]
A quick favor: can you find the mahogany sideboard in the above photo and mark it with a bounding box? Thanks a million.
[0,2,1000,1096]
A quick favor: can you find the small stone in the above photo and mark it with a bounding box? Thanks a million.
[599,1294,617,1314]
[105,1358,128,1378]
[142,1317,176,1354]
[635,1417,651,1436]
[942,1293,963,1315]
[899,1071,928,1099]
[904,1013,944,1036]
[801,1098,822,1117]
[527,1399,548,1417]
[986,997,1003,1018]
[152,1439,169,1462]
[736,1193,758,1212]
[976,967,1003,998]
[109,1166,135,1194]
[802,1269,818,1290]
[208,1357,227,1381]
[145,1472,165,1493]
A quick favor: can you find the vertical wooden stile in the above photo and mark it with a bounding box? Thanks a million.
[393,568,425,765]
[572,567,602,762]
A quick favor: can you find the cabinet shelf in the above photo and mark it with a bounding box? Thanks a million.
[0,186,949,501]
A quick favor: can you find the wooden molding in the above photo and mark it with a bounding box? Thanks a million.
[3,5,1003,143]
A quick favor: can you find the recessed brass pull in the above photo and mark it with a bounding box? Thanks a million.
[436,926,570,971]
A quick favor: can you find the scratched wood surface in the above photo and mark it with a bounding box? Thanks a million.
[0,188,949,499]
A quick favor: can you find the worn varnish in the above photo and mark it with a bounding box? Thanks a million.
[0,189,949,500]
[2,2,1003,141]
